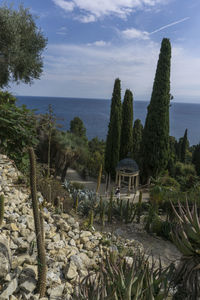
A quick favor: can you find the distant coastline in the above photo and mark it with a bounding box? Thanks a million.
[16,96,200,146]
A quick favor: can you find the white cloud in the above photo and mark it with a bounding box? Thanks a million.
[52,0,75,12]
[87,40,110,46]
[121,17,190,40]
[56,26,68,35]
[52,0,168,22]
[122,28,149,40]
[12,39,200,103]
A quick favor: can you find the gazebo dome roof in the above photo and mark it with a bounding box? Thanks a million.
[116,158,139,173]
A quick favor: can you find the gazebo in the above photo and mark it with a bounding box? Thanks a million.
[115,157,139,192]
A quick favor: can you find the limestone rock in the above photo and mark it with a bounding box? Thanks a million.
[0,278,18,300]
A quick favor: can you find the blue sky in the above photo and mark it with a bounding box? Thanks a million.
[5,0,200,102]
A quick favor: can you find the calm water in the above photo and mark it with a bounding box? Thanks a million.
[16,96,200,146]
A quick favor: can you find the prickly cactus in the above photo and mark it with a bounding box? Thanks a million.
[29,147,46,298]
[0,194,4,226]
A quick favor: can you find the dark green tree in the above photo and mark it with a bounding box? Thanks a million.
[141,38,171,181]
[180,129,189,163]
[70,116,87,140]
[0,91,37,173]
[105,78,122,178]
[192,144,200,176]
[0,4,47,87]
[120,89,133,160]
[132,119,143,163]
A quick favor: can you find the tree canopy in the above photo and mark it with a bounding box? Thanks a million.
[120,89,133,160]
[141,38,171,181]
[0,4,47,87]
[105,78,122,178]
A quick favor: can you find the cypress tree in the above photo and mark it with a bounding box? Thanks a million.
[180,129,188,163]
[192,144,200,176]
[132,119,143,163]
[120,89,133,160]
[141,38,171,181]
[105,78,122,178]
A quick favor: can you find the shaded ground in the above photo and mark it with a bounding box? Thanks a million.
[66,168,181,266]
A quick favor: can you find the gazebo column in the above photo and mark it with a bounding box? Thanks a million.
[135,175,139,190]
[115,172,118,185]
[128,176,131,192]
[118,174,121,188]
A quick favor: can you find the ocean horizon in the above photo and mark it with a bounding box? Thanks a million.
[16,96,200,146]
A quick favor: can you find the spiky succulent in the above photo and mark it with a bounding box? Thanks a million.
[73,251,173,300]
[171,200,200,299]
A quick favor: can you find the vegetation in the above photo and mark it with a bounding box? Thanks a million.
[105,78,122,178]
[132,119,143,164]
[0,194,4,226]
[171,201,200,299]
[70,116,87,140]
[0,4,47,87]
[28,147,46,297]
[0,91,38,173]
[141,38,171,182]
[120,89,133,160]
[74,251,174,300]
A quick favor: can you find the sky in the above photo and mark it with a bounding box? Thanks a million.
[4,0,200,102]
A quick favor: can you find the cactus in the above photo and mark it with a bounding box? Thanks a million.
[125,199,136,224]
[101,206,105,230]
[75,195,79,214]
[125,199,130,224]
[137,191,142,224]
[108,189,113,224]
[96,164,102,194]
[0,194,4,226]
[89,209,94,228]
[28,147,46,298]
[119,199,123,222]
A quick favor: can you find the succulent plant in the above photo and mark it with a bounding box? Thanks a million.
[73,251,174,300]
[28,147,46,298]
[171,200,200,299]
[0,194,4,226]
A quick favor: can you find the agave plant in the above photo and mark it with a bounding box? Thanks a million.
[171,200,200,299]
[73,251,173,300]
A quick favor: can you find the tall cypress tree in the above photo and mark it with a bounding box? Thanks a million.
[141,38,171,181]
[180,129,188,163]
[132,119,143,163]
[105,78,122,178]
[120,89,133,160]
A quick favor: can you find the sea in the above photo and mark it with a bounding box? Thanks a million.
[16,96,200,146]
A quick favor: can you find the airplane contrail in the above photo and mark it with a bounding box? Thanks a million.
[149,17,190,35]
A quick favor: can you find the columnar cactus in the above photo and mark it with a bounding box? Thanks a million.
[137,191,143,224]
[28,147,46,298]
[96,164,102,194]
[108,189,113,224]
[0,194,4,226]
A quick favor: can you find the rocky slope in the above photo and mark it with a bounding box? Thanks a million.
[0,154,143,300]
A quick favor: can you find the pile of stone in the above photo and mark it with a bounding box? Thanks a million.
[0,154,143,300]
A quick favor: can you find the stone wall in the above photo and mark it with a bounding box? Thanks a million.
[0,154,143,300]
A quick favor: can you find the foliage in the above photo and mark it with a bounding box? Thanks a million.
[180,129,189,163]
[132,119,143,164]
[0,92,38,173]
[0,4,47,87]
[120,89,133,160]
[171,200,200,299]
[70,116,87,140]
[192,143,200,176]
[105,78,122,178]
[141,38,171,182]
[87,137,105,177]
[74,251,174,300]
[0,194,4,226]
[28,147,46,297]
